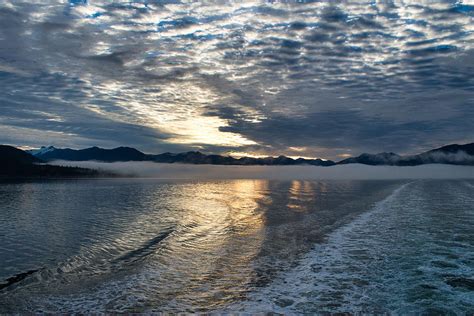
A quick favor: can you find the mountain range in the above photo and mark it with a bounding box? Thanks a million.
[0,145,103,178]
[338,143,474,166]
[27,146,334,166]
[26,142,474,166]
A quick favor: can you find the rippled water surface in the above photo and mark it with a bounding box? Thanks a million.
[0,179,473,313]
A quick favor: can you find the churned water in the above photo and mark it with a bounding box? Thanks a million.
[0,179,473,313]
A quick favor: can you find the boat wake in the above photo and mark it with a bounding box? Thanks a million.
[224,181,474,314]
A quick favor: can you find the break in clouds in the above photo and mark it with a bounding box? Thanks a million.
[1,0,474,159]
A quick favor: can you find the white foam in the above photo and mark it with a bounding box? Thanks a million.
[224,180,474,314]
[464,181,474,189]
[221,182,411,314]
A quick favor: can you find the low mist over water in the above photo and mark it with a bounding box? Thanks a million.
[50,161,474,180]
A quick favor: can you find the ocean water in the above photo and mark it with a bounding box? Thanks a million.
[0,179,473,313]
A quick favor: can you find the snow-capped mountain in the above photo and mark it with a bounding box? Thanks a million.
[26,146,57,156]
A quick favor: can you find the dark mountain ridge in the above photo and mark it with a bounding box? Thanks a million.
[31,146,148,162]
[30,147,335,166]
[337,143,474,166]
[152,151,335,166]
[337,152,401,166]
[0,145,102,178]
[27,142,474,166]
[0,145,43,165]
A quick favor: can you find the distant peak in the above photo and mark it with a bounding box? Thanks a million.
[28,146,57,156]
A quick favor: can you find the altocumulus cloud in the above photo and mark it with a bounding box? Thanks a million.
[0,0,473,159]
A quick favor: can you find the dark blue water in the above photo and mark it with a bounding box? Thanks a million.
[228,180,474,314]
[0,179,473,313]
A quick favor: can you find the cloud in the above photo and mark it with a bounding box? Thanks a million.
[49,160,474,180]
[0,1,473,158]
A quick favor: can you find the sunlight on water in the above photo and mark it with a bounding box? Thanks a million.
[0,179,472,313]
[287,180,317,212]
[227,181,474,314]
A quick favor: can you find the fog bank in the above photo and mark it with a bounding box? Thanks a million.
[49,161,474,180]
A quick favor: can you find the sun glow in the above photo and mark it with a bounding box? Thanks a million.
[166,115,257,147]
[86,79,258,148]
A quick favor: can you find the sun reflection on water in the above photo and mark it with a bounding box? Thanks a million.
[0,179,411,313]
[287,180,315,212]
[142,180,271,310]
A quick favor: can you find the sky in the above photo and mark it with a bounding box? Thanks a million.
[0,0,473,160]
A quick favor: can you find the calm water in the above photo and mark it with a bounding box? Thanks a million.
[0,179,473,313]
